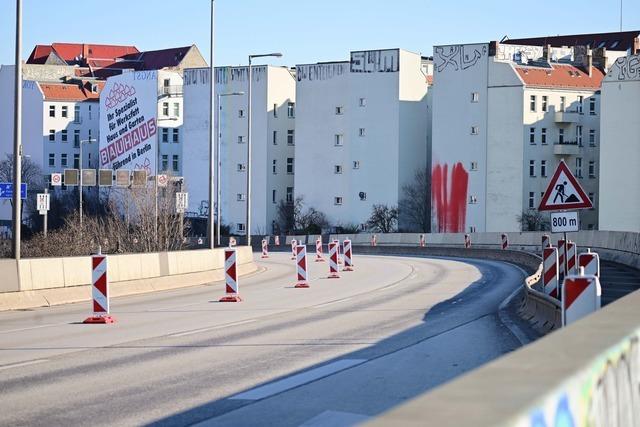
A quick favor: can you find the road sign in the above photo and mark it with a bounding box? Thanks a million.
[36,193,50,213]
[115,170,130,187]
[539,160,593,211]
[157,174,168,188]
[176,192,189,213]
[551,211,579,233]
[51,173,62,186]
[0,183,27,199]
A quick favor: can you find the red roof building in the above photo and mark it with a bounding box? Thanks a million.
[515,64,605,90]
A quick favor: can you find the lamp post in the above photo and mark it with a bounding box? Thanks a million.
[216,92,244,246]
[78,138,97,229]
[208,0,215,249]
[246,52,282,246]
[11,0,22,259]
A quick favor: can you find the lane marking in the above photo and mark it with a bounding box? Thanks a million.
[313,298,353,309]
[169,319,257,338]
[300,410,370,427]
[0,323,67,335]
[229,358,367,400]
[0,359,49,372]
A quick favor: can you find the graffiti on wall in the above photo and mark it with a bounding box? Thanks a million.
[495,44,544,63]
[350,49,399,73]
[296,63,348,82]
[434,44,487,73]
[183,68,210,86]
[613,55,640,81]
[431,163,469,233]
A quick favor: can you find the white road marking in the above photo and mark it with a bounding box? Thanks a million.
[0,323,67,334]
[299,410,370,427]
[169,319,257,338]
[0,359,49,371]
[229,358,367,400]
[313,298,352,309]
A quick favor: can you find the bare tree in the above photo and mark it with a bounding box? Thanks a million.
[366,204,399,233]
[275,196,329,234]
[399,168,430,232]
[518,210,550,231]
[275,196,302,234]
[0,154,44,192]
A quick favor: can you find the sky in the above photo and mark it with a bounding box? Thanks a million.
[1,0,639,67]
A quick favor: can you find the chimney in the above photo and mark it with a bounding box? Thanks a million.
[82,44,89,61]
[634,37,640,55]
[587,49,593,77]
[488,41,499,57]
[593,47,607,73]
[543,44,552,63]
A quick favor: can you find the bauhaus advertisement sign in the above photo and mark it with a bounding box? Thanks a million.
[99,71,158,175]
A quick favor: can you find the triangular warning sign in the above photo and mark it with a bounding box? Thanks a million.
[539,160,593,211]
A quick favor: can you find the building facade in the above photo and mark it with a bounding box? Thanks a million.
[294,49,432,231]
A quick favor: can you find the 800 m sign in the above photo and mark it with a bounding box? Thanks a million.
[551,212,579,233]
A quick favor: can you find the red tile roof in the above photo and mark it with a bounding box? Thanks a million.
[514,64,604,90]
[50,43,139,62]
[39,82,105,101]
[27,45,54,64]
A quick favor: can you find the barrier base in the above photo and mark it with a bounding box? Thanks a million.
[294,282,310,288]
[219,295,242,303]
[315,257,325,262]
[261,255,269,259]
[328,273,340,279]
[343,266,354,272]
[83,315,116,324]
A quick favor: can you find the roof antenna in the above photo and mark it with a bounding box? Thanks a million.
[620,0,623,32]
[500,35,508,43]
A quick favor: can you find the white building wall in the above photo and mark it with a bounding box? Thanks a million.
[599,55,640,232]
[156,70,184,178]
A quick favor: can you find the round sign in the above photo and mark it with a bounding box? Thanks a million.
[51,173,62,185]
[157,174,168,187]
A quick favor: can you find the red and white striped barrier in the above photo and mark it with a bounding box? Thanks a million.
[542,234,550,252]
[219,248,242,302]
[334,239,343,264]
[419,234,426,247]
[294,245,309,288]
[275,235,280,246]
[261,239,269,259]
[464,234,471,249]
[343,239,354,271]
[371,234,377,247]
[557,239,566,277]
[501,233,509,250]
[328,241,340,279]
[562,269,601,326]
[315,237,325,262]
[566,241,577,276]
[579,249,600,278]
[543,246,559,298]
[229,237,237,247]
[84,251,115,324]
[290,239,297,260]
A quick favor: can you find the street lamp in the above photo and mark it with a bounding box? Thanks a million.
[208,0,215,249]
[246,52,282,246]
[78,137,96,229]
[11,0,22,259]
[216,91,244,246]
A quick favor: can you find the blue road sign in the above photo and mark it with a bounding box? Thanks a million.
[0,183,28,200]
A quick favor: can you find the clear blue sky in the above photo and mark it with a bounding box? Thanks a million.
[1,0,639,67]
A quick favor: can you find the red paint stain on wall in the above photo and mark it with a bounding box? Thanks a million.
[431,162,469,233]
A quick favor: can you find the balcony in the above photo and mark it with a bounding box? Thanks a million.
[554,111,581,124]
[158,85,183,98]
[554,141,580,156]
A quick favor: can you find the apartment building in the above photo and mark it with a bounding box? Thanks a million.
[294,49,432,231]
[599,52,640,232]
[182,65,296,234]
[431,32,635,233]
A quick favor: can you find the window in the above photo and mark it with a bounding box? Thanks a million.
[273,131,278,145]
[172,155,179,172]
[334,165,342,174]
[238,109,245,118]
[162,128,169,143]
[542,96,548,112]
[541,128,547,145]
[237,163,246,172]
[163,78,170,88]
[61,153,68,167]
[286,158,294,174]
[589,161,596,178]
[578,96,584,113]
[541,160,547,177]
[335,134,344,146]
[49,105,55,117]
[558,128,564,144]
[529,160,536,177]
[286,187,293,203]
[238,135,245,143]
[334,197,343,205]
[359,98,366,107]
[237,193,246,201]
[74,105,81,123]
[88,105,92,120]
[359,128,366,137]
[287,102,295,118]
[272,189,276,204]
[74,130,80,147]
[237,223,246,232]
[469,195,478,204]
[359,192,367,201]
[589,97,596,115]
[529,95,536,112]
[529,127,535,144]
[49,129,55,141]
[73,154,79,169]
[61,106,68,118]
[162,155,168,171]
[576,157,583,178]
[162,102,169,116]
[470,161,478,171]
[61,129,68,142]
[589,129,596,146]
[335,106,344,115]
[560,96,566,112]
[576,125,583,146]
[173,103,180,117]
[529,192,535,209]
[48,153,55,167]
[588,192,595,208]
[287,130,295,145]
[471,126,479,135]
[88,129,92,140]
[273,104,278,117]
[471,92,479,103]
[272,159,277,174]
[172,128,179,143]
[353,161,360,169]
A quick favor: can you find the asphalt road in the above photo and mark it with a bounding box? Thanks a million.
[0,252,529,427]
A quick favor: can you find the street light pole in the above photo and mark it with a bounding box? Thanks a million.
[208,0,215,249]
[79,138,96,229]
[11,0,22,260]
[246,52,282,246]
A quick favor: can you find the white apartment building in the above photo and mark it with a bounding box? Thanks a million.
[431,36,630,233]
[182,65,296,235]
[294,49,431,231]
[599,52,640,232]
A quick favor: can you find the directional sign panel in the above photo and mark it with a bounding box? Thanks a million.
[0,183,27,199]
[539,160,593,211]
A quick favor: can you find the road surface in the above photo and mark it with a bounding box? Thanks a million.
[0,252,530,426]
